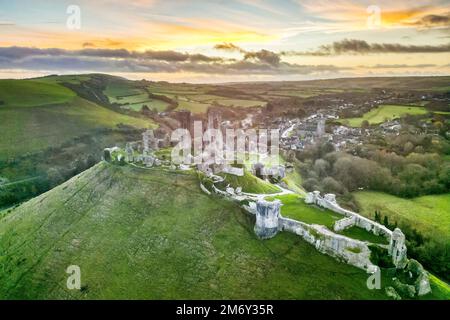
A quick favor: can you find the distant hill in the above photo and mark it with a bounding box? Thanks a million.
[0,162,397,299]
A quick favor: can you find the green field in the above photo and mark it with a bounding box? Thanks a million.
[0,78,156,160]
[341,105,429,127]
[147,83,266,113]
[0,80,76,107]
[0,163,402,299]
[104,83,170,112]
[353,191,450,243]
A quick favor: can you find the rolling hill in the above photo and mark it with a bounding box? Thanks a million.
[0,78,155,160]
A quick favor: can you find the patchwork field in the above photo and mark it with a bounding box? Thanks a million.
[147,82,266,113]
[104,82,170,112]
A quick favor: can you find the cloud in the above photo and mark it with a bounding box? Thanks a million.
[407,12,450,30]
[360,64,437,69]
[214,42,245,53]
[0,46,345,76]
[243,49,281,66]
[282,39,450,55]
[82,42,96,48]
[215,42,281,66]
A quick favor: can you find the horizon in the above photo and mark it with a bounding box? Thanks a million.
[1,0,449,82]
[7,72,450,85]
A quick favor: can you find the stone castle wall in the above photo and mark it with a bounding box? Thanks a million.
[306,191,392,239]
[279,217,377,273]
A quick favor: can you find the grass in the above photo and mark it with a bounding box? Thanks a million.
[104,84,170,112]
[0,163,400,300]
[341,105,428,127]
[176,99,210,113]
[217,170,281,194]
[0,95,155,160]
[266,194,342,229]
[338,226,388,245]
[214,99,266,108]
[125,98,170,112]
[147,83,266,113]
[281,164,304,195]
[0,79,76,107]
[353,191,450,244]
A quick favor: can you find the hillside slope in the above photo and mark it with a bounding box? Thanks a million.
[0,79,155,160]
[0,163,397,300]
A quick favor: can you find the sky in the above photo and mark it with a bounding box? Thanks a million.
[0,0,449,82]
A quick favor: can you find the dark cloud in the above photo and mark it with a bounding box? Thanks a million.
[215,42,281,66]
[409,12,450,29]
[0,46,224,63]
[214,42,245,53]
[282,39,450,56]
[0,46,345,76]
[244,49,281,66]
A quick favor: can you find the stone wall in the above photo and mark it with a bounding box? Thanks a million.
[306,191,392,239]
[333,216,356,232]
[279,217,378,273]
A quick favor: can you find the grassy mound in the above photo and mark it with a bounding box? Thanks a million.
[217,170,281,194]
[0,163,400,300]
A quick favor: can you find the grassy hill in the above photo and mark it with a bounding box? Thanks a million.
[0,162,414,300]
[0,79,76,107]
[217,170,281,194]
[0,78,155,160]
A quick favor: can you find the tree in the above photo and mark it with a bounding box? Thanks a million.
[313,159,330,178]
[322,176,344,194]
[383,216,389,228]
[374,210,380,223]
[403,141,414,154]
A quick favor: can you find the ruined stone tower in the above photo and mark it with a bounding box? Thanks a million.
[389,228,408,269]
[316,117,325,137]
[254,199,282,239]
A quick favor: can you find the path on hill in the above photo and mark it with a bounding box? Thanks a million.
[0,175,43,187]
